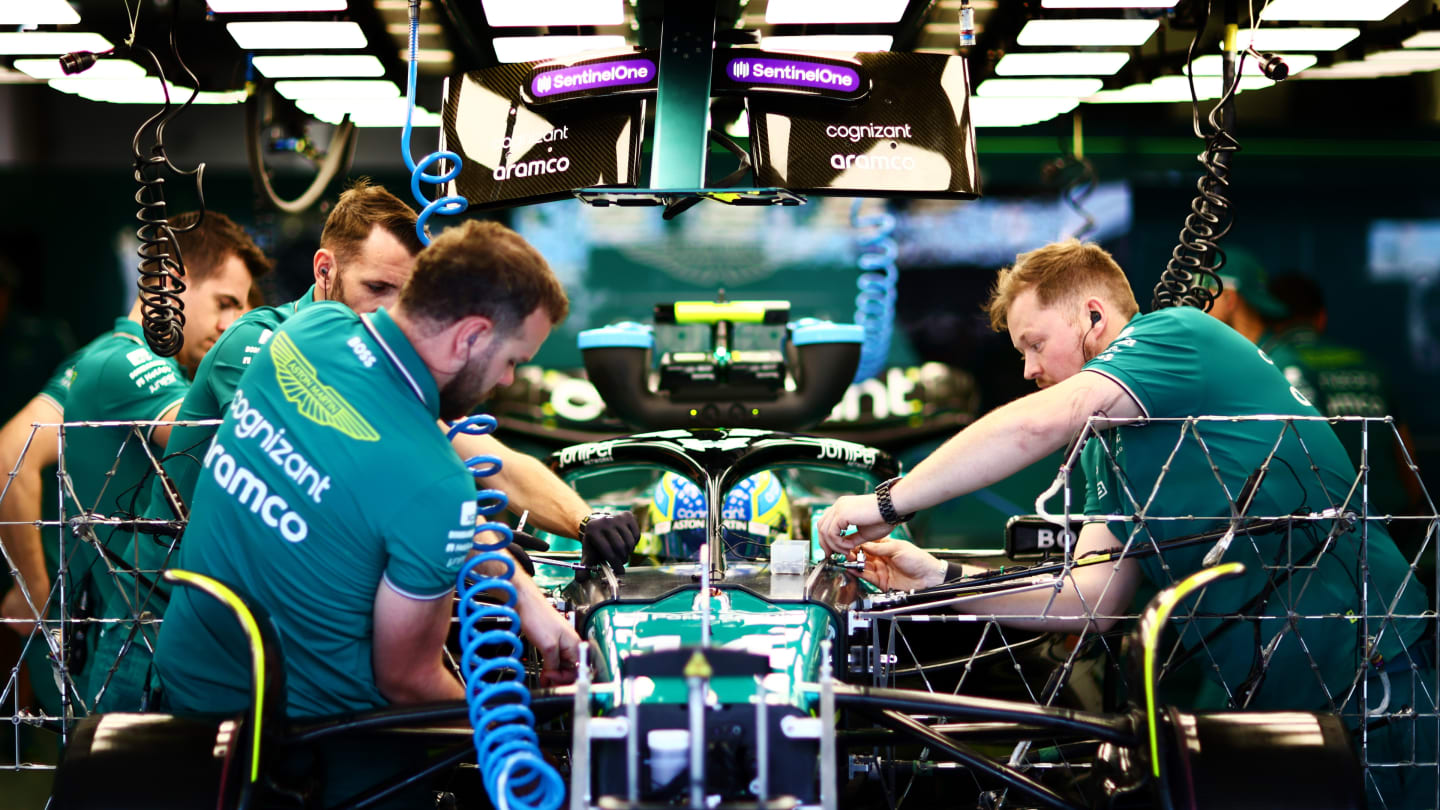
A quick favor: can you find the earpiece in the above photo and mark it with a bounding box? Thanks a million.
[467,333,478,346]
[1255,51,1289,81]
[1089,310,1101,326]
[319,265,330,277]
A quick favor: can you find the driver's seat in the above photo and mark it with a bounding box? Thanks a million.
[50,570,291,810]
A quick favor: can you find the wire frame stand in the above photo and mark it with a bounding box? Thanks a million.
[852,414,1437,809]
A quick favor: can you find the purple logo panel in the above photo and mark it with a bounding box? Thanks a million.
[532,59,656,98]
[726,57,859,91]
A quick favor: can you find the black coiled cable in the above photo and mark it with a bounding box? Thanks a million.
[1153,3,1246,313]
[129,3,206,357]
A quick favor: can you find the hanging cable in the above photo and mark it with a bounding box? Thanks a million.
[1043,114,1098,242]
[447,414,565,810]
[850,200,899,384]
[69,1,208,357]
[1153,2,1253,313]
[403,0,467,246]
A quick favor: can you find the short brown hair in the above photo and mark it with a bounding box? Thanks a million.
[986,239,1138,332]
[169,210,272,284]
[320,179,425,266]
[401,219,568,333]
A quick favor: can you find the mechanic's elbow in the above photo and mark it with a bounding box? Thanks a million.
[375,670,430,705]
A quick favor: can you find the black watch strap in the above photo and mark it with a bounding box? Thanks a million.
[875,477,915,526]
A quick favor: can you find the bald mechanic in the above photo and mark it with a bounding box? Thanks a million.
[56,212,269,712]
[152,180,636,570]
[157,219,574,724]
[818,240,1431,806]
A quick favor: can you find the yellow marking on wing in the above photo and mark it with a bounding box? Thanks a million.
[270,331,381,442]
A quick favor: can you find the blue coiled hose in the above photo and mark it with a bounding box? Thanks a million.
[447,414,565,810]
[850,200,900,384]
[402,0,467,246]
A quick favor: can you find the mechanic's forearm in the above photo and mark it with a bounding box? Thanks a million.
[892,387,1082,515]
[0,425,53,592]
[491,452,589,536]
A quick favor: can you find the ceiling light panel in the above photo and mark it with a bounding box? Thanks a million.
[274,79,399,100]
[226,21,367,50]
[206,0,346,11]
[1187,53,1317,76]
[1041,0,1176,6]
[1404,32,1440,48]
[994,51,1130,75]
[481,0,624,27]
[759,35,895,52]
[766,0,910,24]
[0,0,80,25]
[13,57,145,80]
[977,77,1103,97]
[251,54,385,78]
[49,78,245,104]
[1259,0,1406,22]
[0,32,111,55]
[1016,19,1159,47]
[1241,27,1360,51]
[491,35,628,63]
[970,96,1079,127]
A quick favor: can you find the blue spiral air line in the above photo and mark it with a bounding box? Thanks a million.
[849,200,900,384]
[447,414,565,810]
[402,1,467,246]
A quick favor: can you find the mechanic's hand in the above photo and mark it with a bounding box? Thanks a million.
[505,530,551,577]
[517,598,581,687]
[816,494,891,555]
[2,579,45,637]
[580,511,639,572]
[855,540,948,592]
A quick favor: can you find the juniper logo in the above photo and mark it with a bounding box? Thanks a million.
[531,58,655,98]
[726,57,859,91]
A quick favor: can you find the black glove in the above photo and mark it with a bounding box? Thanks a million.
[579,511,640,571]
[507,529,551,578]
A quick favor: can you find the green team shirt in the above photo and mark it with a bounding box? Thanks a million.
[154,287,317,514]
[1080,307,1425,711]
[1261,326,1408,516]
[37,345,94,412]
[156,303,476,718]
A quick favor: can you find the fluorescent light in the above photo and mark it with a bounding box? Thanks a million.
[1296,62,1415,78]
[398,48,454,63]
[1240,27,1359,51]
[492,35,628,63]
[0,32,111,55]
[251,54,385,78]
[387,23,443,36]
[0,67,42,84]
[274,79,399,100]
[1188,53,1317,76]
[766,0,909,24]
[995,51,1130,75]
[481,0,624,27]
[0,0,80,25]
[1367,49,1440,66]
[206,0,346,11]
[226,21,366,50]
[978,77,1103,97]
[49,78,246,104]
[295,97,435,124]
[1017,19,1158,46]
[13,57,145,80]
[970,96,1078,127]
[1085,75,1272,103]
[351,108,442,128]
[1260,0,1406,22]
[1042,0,1176,6]
[1404,32,1440,48]
[759,35,895,52]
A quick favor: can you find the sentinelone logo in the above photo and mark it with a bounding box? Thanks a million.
[727,57,859,91]
[532,58,656,98]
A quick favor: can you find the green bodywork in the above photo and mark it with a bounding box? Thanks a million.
[585,581,839,711]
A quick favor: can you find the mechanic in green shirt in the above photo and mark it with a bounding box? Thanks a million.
[818,240,1432,807]
[151,181,633,577]
[1261,273,1417,520]
[58,211,270,713]
[155,222,575,808]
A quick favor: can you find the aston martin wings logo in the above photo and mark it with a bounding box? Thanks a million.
[270,331,381,442]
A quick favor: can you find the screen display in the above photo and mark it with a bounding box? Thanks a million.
[744,51,980,198]
[443,53,649,210]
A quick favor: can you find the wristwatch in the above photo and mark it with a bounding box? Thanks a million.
[874,477,915,526]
